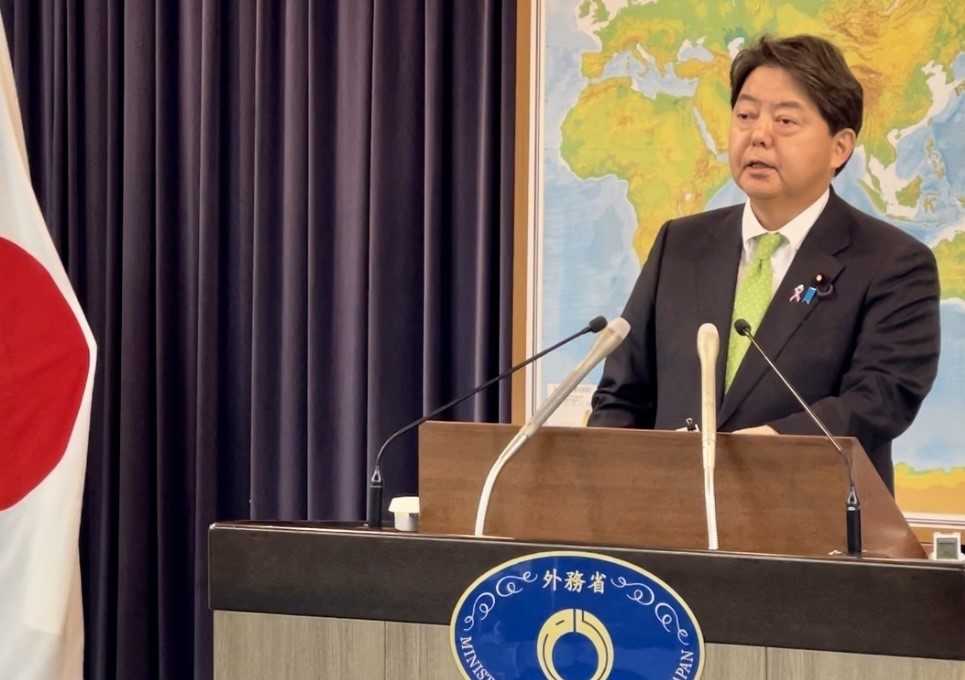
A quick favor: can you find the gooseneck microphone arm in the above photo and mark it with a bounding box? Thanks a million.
[696,323,720,551]
[473,317,631,536]
[366,315,609,529]
[734,319,862,556]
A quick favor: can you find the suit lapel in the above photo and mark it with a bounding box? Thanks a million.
[694,208,743,404]
[718,192,852,427]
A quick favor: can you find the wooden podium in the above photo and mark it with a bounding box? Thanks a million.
[209,422,965,679]
[418,421,924,558]
[209,525,965,680]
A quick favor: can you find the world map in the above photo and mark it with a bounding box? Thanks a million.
[534,0,965,517]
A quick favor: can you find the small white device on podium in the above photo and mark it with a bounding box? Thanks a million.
[931,532,963,561]
[389,496,420,532]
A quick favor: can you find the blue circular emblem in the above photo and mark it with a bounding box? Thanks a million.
[450,551,704,680]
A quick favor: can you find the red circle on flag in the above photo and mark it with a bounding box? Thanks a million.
[0,237,90,511]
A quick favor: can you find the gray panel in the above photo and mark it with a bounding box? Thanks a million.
[704,643,766,679]
[768,648,965,680]
[385,622,463,679]
[213,612,965,679]
[213,611,385,680]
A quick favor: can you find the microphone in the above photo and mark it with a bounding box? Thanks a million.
[733,319,862,556]
[697,323,719,454]
[473,317,631,535]
[519,317,631,440]
[696,323,719,550]
[366,315,609,529]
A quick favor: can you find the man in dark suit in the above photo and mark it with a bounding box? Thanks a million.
[587,35,941,493]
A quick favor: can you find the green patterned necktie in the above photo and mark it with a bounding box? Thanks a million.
[725,232,785,390]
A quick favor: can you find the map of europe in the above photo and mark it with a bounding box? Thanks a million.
[536,0,964,516]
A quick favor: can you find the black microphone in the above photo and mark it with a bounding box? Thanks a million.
[366,315,609,529]
[733,319,862,556]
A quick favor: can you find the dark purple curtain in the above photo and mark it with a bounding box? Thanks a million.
[0,1,516,678]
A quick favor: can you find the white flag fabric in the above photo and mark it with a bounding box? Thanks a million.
[0,11,97,680]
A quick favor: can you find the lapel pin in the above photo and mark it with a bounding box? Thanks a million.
[790,283,818,304]
[812,272,834,297]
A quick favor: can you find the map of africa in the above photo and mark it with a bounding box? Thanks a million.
[533,0,965,517]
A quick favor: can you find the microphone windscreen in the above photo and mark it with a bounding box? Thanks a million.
[697,323,719,437]
[587,315,607,333]
[603,317,631,342]
[734,319,751,336]
[697,323,719,359]
[581,317,630,371]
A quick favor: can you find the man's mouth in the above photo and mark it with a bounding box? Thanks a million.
[745,161,774,170]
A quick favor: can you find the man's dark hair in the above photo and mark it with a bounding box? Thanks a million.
[730,35,863,174]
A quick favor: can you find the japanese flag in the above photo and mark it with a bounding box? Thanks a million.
[0,11,96,680]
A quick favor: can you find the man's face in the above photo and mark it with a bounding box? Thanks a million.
[728,65,854,223]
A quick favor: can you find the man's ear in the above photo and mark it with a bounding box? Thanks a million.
[831,128,856,173]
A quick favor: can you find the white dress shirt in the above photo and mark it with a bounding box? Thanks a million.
[737,189,830,294]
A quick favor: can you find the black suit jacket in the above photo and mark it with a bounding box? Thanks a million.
[588,190,941,492]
